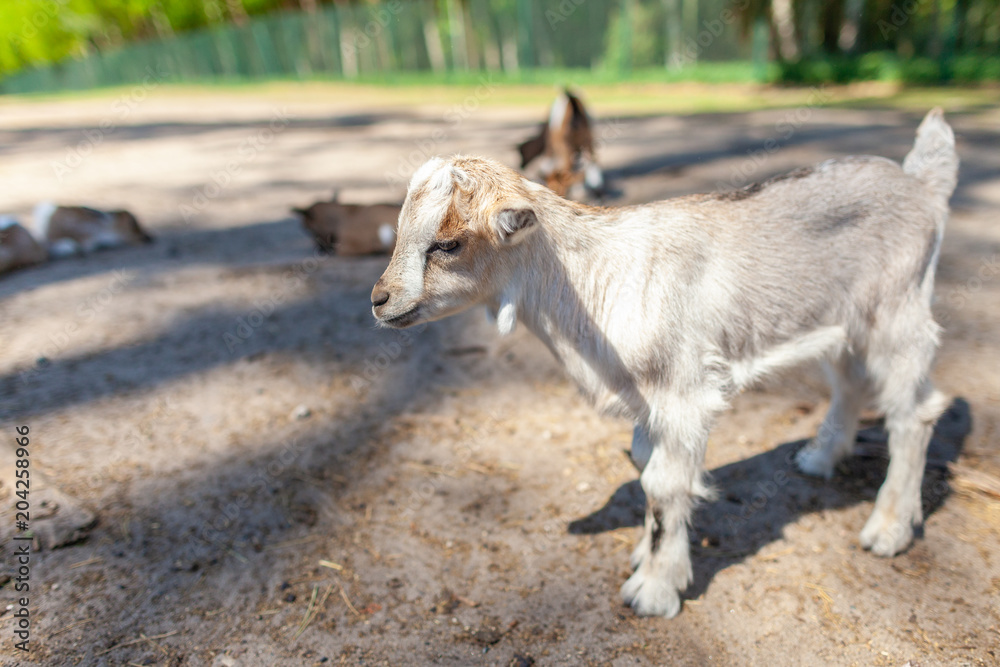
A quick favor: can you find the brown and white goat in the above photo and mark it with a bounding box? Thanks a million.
[34,203,152,257]
[293,194,398,256]
[0,216,47,275]
[372,109,957,618]
[517,89,605,199]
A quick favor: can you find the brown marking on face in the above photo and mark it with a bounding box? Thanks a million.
[374,156,548,323]
[437,201,465,239]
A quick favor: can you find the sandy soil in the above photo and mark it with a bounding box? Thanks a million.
[0,86,999,666]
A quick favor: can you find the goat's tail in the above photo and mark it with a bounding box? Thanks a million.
[903,108,958,207]
[904,109,957,303]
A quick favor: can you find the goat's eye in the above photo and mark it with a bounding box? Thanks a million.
[431,239,459,253]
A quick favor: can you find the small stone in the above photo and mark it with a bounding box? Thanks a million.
[292,405,312,420]
[471,627,503,645]
[284,593,297,603]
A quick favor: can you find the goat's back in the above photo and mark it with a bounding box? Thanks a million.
[574,156,947,363]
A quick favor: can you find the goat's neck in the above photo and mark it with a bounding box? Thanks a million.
[501,200,620,344]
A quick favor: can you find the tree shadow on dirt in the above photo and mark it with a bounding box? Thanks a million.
[0,264,455,661]
[567,397,972,601]
[604,111,998,209]
[0,114,410,156]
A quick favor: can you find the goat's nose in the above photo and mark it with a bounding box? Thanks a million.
[371,288,390,307]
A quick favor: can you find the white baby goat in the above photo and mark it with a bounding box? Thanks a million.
[371,109,957,618]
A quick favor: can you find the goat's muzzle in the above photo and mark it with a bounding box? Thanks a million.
[371,286,390,308]
[371,280,422,328]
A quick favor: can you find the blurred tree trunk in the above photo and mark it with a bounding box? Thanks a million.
[469,0,500,70]
[771,0,800,60]
[838,0,864,52]
[149,4,175,39]
[952,0,968,50]
[857,0,892,51]
[300,0,319,76]
[446,0,468,70]
[461,0,480,69]
[225,0,248,27]
[423,3,447,72]
[821,0,846,54]
[927,0,943,58]
[682,0,698,62]
[662,0,682,69]
[339,5,358,77]
[795,0,819,57]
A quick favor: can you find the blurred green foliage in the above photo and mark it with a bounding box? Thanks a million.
[1,0,998,90]
[0,0,283,75]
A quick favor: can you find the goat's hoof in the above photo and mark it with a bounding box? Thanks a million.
[620,571,682,618]
[629,534,650,570]
[860,512,913,557]
[794,440,838,480]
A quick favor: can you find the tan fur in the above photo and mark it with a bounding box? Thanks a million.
[0,222,47,275]
[544,168,585,196]
[517,90,602,198]
[45,206,152,250]
[294,197,399,256]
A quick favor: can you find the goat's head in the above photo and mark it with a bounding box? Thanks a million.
[111,210,154,244]
[295,201,345,252]
[371,156,540,328]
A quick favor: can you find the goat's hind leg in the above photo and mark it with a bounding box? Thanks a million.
[796,353,868,479]
[622,408,715,617]
[860,317,947,556]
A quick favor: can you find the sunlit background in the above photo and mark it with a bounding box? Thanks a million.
[1,2,999,666]
[2,0,999,92]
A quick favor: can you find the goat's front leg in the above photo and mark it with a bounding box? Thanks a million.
[622,415,712,618]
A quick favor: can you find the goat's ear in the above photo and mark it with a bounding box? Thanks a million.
[492,206,538,245]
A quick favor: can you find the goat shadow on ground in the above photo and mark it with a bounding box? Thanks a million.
[568,397,972,601]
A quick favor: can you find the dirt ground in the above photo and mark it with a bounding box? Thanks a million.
[0,85,999,666]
